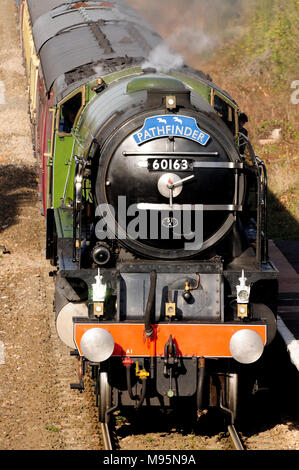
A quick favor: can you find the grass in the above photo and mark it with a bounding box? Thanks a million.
[115,414,128,426]
[45,425,59,433]
[240,0,299,84]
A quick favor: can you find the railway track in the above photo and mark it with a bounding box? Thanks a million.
[99,405,246,451]
[101,422,113,450]
[227,424,245,450]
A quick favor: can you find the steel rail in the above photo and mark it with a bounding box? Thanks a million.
[101,422,113,450]
[228,424,245,451]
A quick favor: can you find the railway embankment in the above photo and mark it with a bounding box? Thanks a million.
[0,0,102,450]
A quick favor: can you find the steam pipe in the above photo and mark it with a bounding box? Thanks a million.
[197,357,206,413]
[126,365,147,409]
[144,271,157,338]
[135,379,147,409]
[126,365,137,401]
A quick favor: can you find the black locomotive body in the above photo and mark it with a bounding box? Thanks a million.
[56,75,278,423]
[20,0,278,425]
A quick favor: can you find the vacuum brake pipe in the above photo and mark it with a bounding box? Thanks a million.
[125,360,147,409]
[197,357,206,413]
[144,270,157,338]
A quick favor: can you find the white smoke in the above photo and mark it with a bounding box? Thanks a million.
[167,27,218,54]
[142,42,184,73]
[127,0,248,60]
[93,64,105,76]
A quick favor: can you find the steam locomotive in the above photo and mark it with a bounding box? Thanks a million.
[18,0,278,425]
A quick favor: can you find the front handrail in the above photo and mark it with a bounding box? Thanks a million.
[72,156,86,265]
[238,133,268,265]
[255,156,268,263]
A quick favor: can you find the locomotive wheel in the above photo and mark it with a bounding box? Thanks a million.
[98,371,112,424]
[95,367,100,408]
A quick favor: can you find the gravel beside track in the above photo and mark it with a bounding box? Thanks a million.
[0,0,102,450]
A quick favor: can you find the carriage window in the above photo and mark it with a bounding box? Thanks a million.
[58,92,83,135]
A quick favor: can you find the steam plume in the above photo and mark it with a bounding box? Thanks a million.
[142,43,184,73]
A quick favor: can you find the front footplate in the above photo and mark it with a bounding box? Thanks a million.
[73,321,267,359]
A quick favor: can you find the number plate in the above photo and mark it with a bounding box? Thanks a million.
[148,158,193,171]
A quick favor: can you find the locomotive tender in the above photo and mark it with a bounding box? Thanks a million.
[18,0,278,424]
